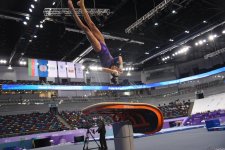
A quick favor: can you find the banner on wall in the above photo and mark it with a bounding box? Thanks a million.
[57,61,67,78]
[75,63,84,78]
[48,61,58,77]
[37,59,48,77]
[67,62,76,78]
[28,59,38,77]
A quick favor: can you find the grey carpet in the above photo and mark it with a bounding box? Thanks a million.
[34,128,225,150]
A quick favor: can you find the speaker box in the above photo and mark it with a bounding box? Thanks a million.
[169,121,176,128]
[196,93,204,99]
[74,136,84,143]
[33,138,51,148]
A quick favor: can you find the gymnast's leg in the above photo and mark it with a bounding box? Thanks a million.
[68,0,101,52]
[77,0,105,44]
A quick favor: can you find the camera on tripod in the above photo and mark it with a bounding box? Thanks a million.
[83,126,100,150]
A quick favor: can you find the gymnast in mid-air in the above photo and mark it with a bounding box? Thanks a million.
[68,0,123,84]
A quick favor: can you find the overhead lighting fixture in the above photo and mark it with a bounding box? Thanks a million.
[172,10,176,14]
[23,21,27,25]
[185,30,190,34]
[208,34,217,41]
[154,22,159,26]
[25,16,30,20]
[222,30,225,34]
[40,24,43,28]
[145,52,149,55]
[52,2,55,5]
[0,59,7,64]
[125,0,174,33]
[198,40,203,45]
[119,48,121,51]
[34,35,37,38]
[195,42,199,46]
[203,20,207,24]
[19,60,27,65]
[156,46,159,49]
[34,0,37,2]
[8,65,12,70]
[36,25,39,28]
[169,39,174,42]
[31,4,35,8]
[162,56,170,61]
[29,8,32,12]
[81,65,85,70]
[127,72,131,76]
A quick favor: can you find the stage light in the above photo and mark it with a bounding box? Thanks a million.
[185,30,190,34]
[23,21,27,25]
[36,25,39,28]
[8,65,12,70]
[81,65,85,70]
[172,10,176,14]
[154,22,159,26]
[19,60,27,65]
[26,16,30,20]
[127,72,131,76]
[52,2,55,5]
[119,48,121,51]
[195,43,199,46]
[169,39,174,42]
[29,8,32,12]
[208,34,217,41]
[31,4,35,8]
[203,20,207,24]
[203,39,207,43]
[86,70,89,74]
[34,0,37,2]
[145,52,149,55]
[29,40,32,42]
[156,46,159,49]
[34,35,37,38]
[0,59,7,64]
[222,30,225,34]
[198,40,203,45]
[40,24,43,28]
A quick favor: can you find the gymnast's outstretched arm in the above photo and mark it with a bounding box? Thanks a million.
[68,0,101,52]
[102,68,120,75]
[78,0,105,44]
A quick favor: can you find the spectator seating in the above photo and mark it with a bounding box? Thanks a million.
[0,112,68,138]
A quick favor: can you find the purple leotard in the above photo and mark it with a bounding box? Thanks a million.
[98,42,114,68]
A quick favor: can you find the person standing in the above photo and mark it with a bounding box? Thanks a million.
[96,120,107,150]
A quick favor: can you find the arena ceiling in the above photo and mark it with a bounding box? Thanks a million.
[0,0,225,69]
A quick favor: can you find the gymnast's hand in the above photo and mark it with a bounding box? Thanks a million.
[112,70,119,76]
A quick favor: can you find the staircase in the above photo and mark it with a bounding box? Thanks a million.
[56,115,73,130]
[188,102,194,115]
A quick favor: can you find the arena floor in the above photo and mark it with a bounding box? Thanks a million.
[35,128,225,150]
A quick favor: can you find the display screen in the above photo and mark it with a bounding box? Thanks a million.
[2,66,225,91]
